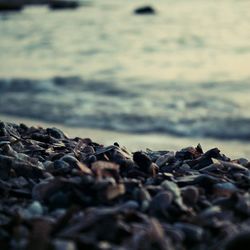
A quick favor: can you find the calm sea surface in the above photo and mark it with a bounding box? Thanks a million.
[0,0,250,140]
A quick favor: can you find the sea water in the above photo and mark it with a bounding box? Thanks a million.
[0,0,250,140]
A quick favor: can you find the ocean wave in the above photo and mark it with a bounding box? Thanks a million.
[1,77,250,141]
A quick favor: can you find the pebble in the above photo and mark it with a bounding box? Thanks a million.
[149,191,173,217]
[133,151,152,172]
[60,155,79,167]
[213,182,238,196]
[134,6,156,15]
[54,160,71,170]
[155,151,175,167]
[181,186,199,206]
[174,223,204,243]
[47,127,66,139]
[53,240,76,250]
[27,201,43,216]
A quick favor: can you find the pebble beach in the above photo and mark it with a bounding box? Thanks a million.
[0,120,250,250]
[1,1,250,249]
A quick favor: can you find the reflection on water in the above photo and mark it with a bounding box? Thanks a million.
[0,0,250,140]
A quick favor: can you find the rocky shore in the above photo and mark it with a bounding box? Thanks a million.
[0,121,250,250]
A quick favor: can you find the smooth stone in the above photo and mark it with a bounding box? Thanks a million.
[193,174,220,191]
[213,182,238,196]
[133,151,152,172]
[199,206,222,219]
[60,155,79,167]
[149,191,173,217]
[54,160,70,170]
[119,200,139,211]
[179,163,191,171]
[49,191,70,209]
[181,186,199,206]
[235,193,250,216]
[134,6,156,15]
[43,160,54,170]
[53,239,76,250]
[27,201,43,216]
[133,187,151,211]
[86,155,97,165]
[161,180,180,199]
[47,127,66,139]
[174,223,203,243]
[49,0,79,10]
[0,125,7,137]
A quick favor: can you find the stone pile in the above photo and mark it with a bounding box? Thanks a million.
[0,121,250,250]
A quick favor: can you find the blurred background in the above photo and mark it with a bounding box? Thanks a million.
[1,0,250,157]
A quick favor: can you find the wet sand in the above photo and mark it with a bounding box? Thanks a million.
[1,113,250,159]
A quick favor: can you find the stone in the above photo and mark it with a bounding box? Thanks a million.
[134,6,156,15]
[49,0,80,10]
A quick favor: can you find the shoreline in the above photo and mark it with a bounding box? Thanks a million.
[1,113,250,159]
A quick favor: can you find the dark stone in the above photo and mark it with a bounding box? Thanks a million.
[54,160,70,170]
[31,132,56,143]
[133,151,152,172]
[174,223,203,243]
[49,0,80,10]
[0,1,24,12]
[149,191,173,217]
[60,155,79,167]
[49,191,70,209]
[19,123,29,132]
[181,186,199,206]
[193,174,220,191]
[0,122,7,136]
[47,127,66,139]
[0,155,12,180]
[134,6,156,15]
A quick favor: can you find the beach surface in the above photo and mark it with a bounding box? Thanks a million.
[1,114,250,159]
[1,116,250,250]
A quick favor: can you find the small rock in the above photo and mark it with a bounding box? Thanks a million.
[49,0,80,10]
[133,151,152,172]
[149,191,173,217]
[28,201,43,216]
[213,182,238,197]
[60,155,79,167]
[174,223,203,243]
[54,160,70,170]
[53,239,76,250]
[47,127,67,139]
[181,186,199,206]
[134,6,156,15]
[155,152,175,167]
